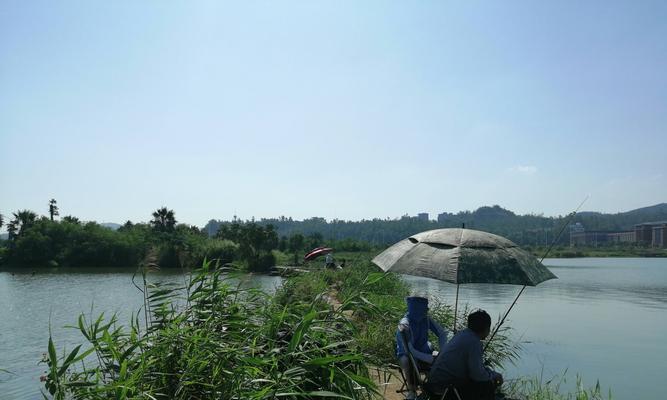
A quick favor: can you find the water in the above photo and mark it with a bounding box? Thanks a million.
[402,257,667,399]
[1,259,666,399]
[0,268,282,400]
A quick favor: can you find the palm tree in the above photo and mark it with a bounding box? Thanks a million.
[48,199,59,221]
[151,207,176,232]
[10,210,38,238]
[6,220,17,243]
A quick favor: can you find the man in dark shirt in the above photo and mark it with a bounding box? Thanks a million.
[424,310,502,400]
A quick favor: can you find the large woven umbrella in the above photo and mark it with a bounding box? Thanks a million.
[372,228,556,285]
[372,228,557,345]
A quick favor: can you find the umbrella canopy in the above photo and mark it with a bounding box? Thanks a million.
[372,228,556,286]
[304,247,334,261]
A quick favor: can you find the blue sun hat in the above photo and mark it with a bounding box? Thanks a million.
[406,296,430,353]
[396,296,431,356]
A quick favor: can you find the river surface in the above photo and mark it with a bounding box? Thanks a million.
[402,257,667,399]
[0,268,283,400]
[1,258,666,399]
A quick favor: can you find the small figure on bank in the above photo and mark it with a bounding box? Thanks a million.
[424,309,503,400]
[396,296,449,400]
[325,252,335,268]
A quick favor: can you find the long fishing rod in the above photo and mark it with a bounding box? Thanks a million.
[483,196,589,353]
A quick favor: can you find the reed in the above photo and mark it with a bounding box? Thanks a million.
[504,371,612,400]
[42,260,378,399]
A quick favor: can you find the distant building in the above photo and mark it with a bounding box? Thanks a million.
[570,221,667,248]
[417,213,429,221]
[635,221,667,248]
[570,231,610,247]
[437,212,449,223]
[568,223,585,246]
[634,223,654,245]
[607,231,635,243]
[569,223,585,234]
[652,225,666,248]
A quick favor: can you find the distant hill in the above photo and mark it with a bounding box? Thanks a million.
[616,203,667,220]
[100,223,122,231]
[573,203,667,231]
[576,211,602,217]
[204,203,667,246]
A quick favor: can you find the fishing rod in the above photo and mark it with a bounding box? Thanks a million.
[483,196,589,353]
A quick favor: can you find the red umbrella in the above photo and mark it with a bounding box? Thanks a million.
[304,247,334,261]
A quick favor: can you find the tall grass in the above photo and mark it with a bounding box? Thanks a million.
[42,260,378,399]
[506,372,612,400]
[270,260,522,379]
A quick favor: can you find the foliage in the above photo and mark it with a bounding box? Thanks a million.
[287,233,305,252]
[216,222,279,272]
[1,207,256,270]
[8,210,38,240]
[7,219,146,267]
[42,261,378,399]
[62,215,80,224]
[150,207,176,233]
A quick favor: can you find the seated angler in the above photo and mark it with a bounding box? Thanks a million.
[424,309,503,400]
[396,296,449,400]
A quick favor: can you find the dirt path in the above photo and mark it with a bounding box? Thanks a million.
[370,367,406,400]
[325,289,405,399]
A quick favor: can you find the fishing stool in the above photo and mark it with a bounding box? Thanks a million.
[434,384,463,400]
[396,330,431,397]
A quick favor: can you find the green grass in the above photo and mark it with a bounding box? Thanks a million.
[505,372,612,400]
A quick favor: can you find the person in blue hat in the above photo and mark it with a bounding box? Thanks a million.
[396,296,449,400]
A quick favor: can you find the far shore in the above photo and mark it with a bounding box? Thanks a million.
[2,251,666,274]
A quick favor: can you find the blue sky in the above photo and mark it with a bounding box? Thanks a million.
[1,1,666,227]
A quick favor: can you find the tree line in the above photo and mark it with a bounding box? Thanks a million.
[0,199,306,271]
[0,200,373,271]
[205,203,667,247]
[4,201,664,269]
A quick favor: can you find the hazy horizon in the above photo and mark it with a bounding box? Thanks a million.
[2,1,666,227]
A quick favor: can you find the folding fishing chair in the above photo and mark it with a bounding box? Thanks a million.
[429,384,463,400]
[396,329,431,398]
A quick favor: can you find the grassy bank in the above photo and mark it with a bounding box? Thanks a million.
[42,257,610,399]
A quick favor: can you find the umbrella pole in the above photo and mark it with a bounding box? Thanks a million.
[483,284,526,353]
[453,283,460,333]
